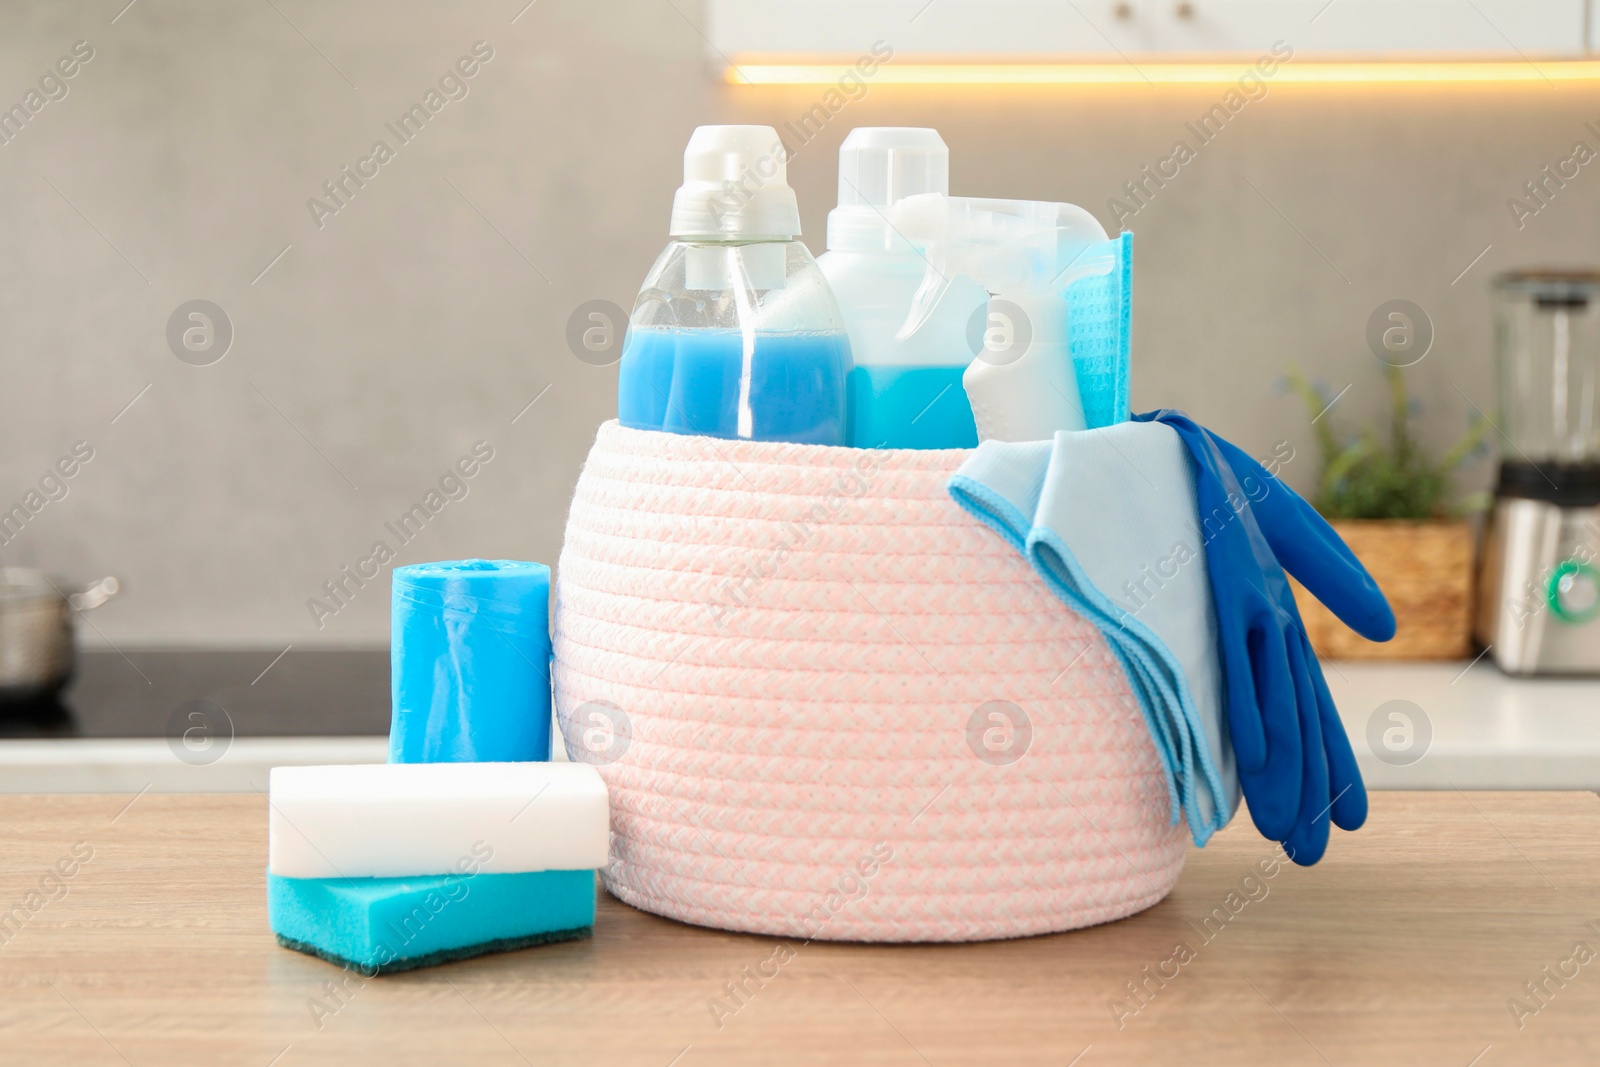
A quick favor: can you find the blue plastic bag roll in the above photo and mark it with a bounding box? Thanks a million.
[389,559,552,764]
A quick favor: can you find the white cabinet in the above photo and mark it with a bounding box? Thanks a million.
[706,0,1592,65]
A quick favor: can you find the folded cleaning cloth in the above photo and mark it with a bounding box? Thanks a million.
[1066,231,1133,430]
[948,422,1241,846]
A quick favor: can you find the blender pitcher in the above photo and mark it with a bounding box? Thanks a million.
[1476,269,1600,673]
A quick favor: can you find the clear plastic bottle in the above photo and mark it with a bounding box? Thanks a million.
[618,126,852,444]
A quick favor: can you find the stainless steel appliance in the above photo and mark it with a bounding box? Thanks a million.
[1476,270,1600,674]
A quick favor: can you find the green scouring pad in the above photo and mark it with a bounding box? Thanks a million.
[268,868,595,974]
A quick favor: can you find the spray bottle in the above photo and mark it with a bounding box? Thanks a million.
[889,194,1116,442]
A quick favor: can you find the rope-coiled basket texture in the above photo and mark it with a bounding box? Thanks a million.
[553,421,1186,942]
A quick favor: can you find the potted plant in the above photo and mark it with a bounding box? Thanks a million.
[1286,364,1489,660]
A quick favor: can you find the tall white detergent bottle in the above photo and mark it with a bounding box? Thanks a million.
[816,129,989,449]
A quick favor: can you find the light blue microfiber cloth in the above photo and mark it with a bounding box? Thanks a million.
[1065,231,1132,430]
[948,421,1240,846]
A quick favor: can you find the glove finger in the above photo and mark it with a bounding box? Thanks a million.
[1305,638,1368,831]
[1208,432,1397,643]
[1209,537,1273,777]
[1281,639,1331,867]
[1221,617,1267,773]
[1238,620,1301,842]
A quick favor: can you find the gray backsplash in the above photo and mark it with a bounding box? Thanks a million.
[1,0,1591,644]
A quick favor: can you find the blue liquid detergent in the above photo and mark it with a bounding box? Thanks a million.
[618,326,850,444]
[846,364,978,450]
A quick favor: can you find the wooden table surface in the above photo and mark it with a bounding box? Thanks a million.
[1,791,1597,1066]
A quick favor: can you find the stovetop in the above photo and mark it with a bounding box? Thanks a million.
[0,649,389,740]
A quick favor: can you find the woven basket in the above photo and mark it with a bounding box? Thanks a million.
[1291,519,1475,660]
[552,422,1186,942]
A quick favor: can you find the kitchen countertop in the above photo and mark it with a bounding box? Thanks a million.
[0,791,1595,1065]
[1326,660,1600,790]
[2,659,1594,793]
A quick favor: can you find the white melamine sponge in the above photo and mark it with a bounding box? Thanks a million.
[268,762,610,879]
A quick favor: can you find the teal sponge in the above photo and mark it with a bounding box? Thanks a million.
[268,868,594,974]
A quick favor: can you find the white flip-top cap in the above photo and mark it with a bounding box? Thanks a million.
[827,128,949,251]
[669,125,801,239]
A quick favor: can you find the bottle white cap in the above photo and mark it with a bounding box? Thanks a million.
[669,125,801,240]
[827,128,949,252]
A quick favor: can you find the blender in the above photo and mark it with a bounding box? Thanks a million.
[1476,269,1600,673]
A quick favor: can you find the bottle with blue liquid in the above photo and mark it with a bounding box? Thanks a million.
[618,126,851,445]
[816,129,990,450]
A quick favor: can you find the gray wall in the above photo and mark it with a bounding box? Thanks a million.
[1,0,1592,646]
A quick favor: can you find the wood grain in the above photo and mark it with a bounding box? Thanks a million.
[1,791,1597,1066]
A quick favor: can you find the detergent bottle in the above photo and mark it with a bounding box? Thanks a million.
[617,125,852,444]
[817,128,989,449]
[888,194,1117,442]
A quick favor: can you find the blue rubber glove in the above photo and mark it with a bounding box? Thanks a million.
[1206,429,1377,841]
[1210,431,1382,854]
[1207,434,1396,644]
[1135,410,1382,862]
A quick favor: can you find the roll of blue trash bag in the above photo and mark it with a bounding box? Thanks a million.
[389,559,552,764]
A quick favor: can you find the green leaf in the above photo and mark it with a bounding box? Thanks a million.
[1286,360,1487,520]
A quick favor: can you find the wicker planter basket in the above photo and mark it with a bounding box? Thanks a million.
[1291,519,1475,660]
[552,422,1187,943]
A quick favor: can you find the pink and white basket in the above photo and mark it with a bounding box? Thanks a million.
[553,421,1186,942]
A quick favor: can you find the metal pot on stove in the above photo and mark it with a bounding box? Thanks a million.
[0,568,120,700]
